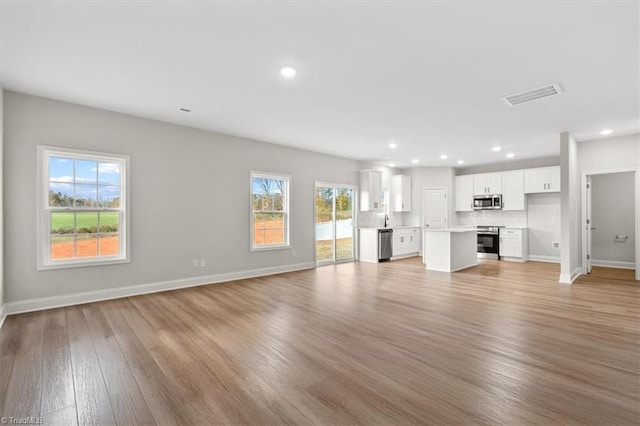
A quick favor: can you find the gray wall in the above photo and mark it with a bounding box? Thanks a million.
[4,91,365,303]
[0,87,4,309]
[591,172,635,264]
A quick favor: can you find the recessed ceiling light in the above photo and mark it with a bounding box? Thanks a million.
[600,129,613,135]
[457,160,465,165]
[492,146,502,152]
[440,154,448,160]
[388,143,398,149]
[506,153,515,158]
[389,163,395,167]
[280,66,297,78]
[411,159,419,164]
[178,107,191,113]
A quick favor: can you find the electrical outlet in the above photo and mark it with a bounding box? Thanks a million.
[291,250,296,257]
[192,260,199,268]
[200,258,206,267]
[553,242,560,248]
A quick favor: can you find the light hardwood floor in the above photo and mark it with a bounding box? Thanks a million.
[0,259,638,425]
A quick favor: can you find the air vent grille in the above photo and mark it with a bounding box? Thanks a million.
[504,82,563,106]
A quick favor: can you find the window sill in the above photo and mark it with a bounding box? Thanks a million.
[37,257,130,271]
[250,245,291,253]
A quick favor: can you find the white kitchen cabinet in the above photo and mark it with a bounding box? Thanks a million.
[501,170,525,211]
[392,227,421,258]
[359,170,383,211]
[455,175,474,212]
[473,172,503,195]
[499,228,528,261]
[524,167,560,194]
[391,175,412,212]
[358,228,379,263]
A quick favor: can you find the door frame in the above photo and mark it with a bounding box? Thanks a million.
[313,181,358,266]
[580,167,638,279]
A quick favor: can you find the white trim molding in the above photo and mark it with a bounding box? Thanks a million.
[4,262,315,317]
[528,255,560,263]
[0,304,6,329]
[559,267,582,284]
[591,259,636,270]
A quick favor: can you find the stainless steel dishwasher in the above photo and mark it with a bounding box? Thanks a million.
[378,229,393,261]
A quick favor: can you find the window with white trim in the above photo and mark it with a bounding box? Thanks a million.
[251,171,290,250]
[37,146,129,270]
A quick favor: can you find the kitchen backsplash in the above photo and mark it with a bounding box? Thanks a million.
[456,210,527,228]
[358,210,407,228]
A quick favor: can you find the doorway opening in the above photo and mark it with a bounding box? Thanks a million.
[582,169,637,277]
[314,183,357,265]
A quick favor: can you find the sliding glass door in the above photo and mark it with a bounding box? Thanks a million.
[315,184,356,264]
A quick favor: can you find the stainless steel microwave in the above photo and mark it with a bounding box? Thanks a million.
[473,194,502,210]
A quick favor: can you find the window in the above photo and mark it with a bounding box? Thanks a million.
[251,171,290,251]
[37,146,129,270]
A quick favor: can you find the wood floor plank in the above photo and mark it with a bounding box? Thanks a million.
[82,304,156,425]
[0,259,638,424]
[66,306,116,426]
[42,404,78,426]
[0,312,45,420]
[98,298,190,425]
[40,309,75,416]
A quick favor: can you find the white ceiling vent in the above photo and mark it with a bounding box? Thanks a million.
[503,82,563,106]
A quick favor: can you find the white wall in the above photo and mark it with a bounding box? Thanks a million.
[578,134,639,172]
[591,172,635,266]
[457,156,559,175]
[526,193,561,261]
[406,167,456,228]
[4,91,366,303]
[560,132,581,283]
[577,133,640,278]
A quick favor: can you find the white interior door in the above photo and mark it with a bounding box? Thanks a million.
[424,188,448,229]
[586,176,593,274]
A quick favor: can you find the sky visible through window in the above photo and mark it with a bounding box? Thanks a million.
[49,157,121,206]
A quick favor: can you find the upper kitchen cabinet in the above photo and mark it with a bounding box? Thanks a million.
[524,166,561,194]
[501,170,525,211]
[391,175,411,212]
[359,170,383,211]
[455,175,474,212]
[473,172,502,195]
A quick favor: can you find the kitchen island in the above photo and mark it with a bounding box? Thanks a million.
[423,228,477,272]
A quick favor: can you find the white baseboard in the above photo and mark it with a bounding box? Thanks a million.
[559,267,582,284]
[4,262,315,317]
[501,256,527,263]
[0,304,6,329]
[591,259,636,270]
[529,255,561,263]
[391,253,420,261]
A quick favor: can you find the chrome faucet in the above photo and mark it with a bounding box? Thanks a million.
[384,214,389,228]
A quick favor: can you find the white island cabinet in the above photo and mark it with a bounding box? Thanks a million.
[423,228,477,272]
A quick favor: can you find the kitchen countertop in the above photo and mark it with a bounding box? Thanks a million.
[424,228,477,233]
[358,226,420,230]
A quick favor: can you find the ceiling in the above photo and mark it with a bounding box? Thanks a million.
[1,1,638,168]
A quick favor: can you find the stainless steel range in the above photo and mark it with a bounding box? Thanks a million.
[476,226,501,260]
